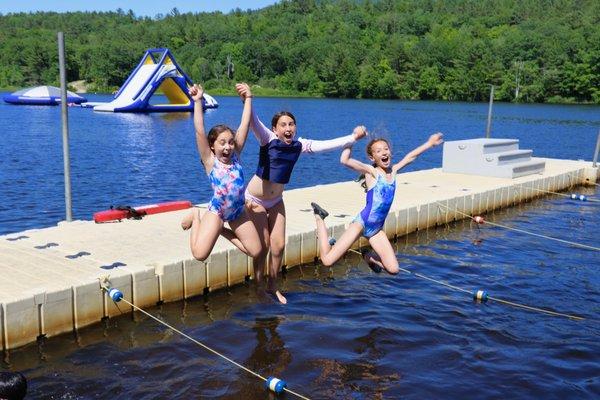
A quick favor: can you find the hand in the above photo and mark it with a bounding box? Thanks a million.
[189,84,204,102]
[352,125,368,140]
[235,82,252,100]
[427,132,444,147]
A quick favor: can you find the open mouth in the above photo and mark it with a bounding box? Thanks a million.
[283,132,293,141]
[381,156,390,163]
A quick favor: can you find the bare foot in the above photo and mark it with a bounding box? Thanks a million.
[181,209,194,230]
[266,289,287,304]
[265,283,288,304]
[275,290,287,304]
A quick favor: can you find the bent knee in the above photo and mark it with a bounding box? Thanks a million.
[320,254,336,267]
[270,241,285,257]
[246,242,265,259]
[191,247,210,261]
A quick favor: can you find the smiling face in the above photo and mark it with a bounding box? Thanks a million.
[208,125,236,164]
[367,139,393,169]
[271,112,297,145]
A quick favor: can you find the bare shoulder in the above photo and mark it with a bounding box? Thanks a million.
[201,153,216,175]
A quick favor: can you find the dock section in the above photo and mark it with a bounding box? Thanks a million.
[1,158,598,350]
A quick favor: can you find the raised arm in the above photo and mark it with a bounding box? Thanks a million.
[234,82,253,155]
[340,143,377,177]
[392,132,444,173]
[190,84,214,173]
[250,108,275,146]
[299,125,368,153]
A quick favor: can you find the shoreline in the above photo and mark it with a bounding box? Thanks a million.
[1,86,599,105]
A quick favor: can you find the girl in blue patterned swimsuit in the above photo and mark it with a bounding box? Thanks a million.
[311,133,443,274]
[182,83,263,262]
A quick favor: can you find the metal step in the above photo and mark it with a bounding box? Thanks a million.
[482,139,520,154]
[442,138,545,179]
[484,149,533,165]
[511,159,546,178]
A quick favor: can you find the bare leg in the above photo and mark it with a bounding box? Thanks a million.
[367,231,399,274]
[189,210,224,261]
[245,201,270,286]
[362,250,384,273]
[267,201,287,304]
[228,211,263,259]
[315,217,363,267]
[221,226,248,254]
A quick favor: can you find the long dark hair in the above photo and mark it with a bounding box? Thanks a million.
[357,138,391,191]
[271,111,296,129]
[207,124,234,152]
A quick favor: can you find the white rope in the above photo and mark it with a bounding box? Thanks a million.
[522,185,600,203]
[395,265,585,320]
[344,245,585,320]
[567,171,600,187]
[435,202,600,252]
[113,294,310,400]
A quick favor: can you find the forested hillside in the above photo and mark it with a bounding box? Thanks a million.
[1,0,598,103]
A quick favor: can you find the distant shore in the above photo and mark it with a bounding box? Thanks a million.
[0,84,597,105]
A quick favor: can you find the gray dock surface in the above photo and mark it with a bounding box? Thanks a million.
[1,157,597,350]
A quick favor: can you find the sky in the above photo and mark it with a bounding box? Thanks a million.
[0,1,281,16]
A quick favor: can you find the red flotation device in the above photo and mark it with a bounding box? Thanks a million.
[93,200,192,223]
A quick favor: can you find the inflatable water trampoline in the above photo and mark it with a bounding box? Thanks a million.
[3,85,87,105]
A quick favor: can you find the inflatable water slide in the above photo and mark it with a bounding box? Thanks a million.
[90,48,217,112]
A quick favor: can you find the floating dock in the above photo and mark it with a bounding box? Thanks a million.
[1,158,597,351]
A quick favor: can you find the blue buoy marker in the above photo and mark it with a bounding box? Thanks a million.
[108,288,123,302]
[266,376,287,394]
[473,289,489,303]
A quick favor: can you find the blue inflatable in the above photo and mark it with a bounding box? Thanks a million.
[92,48,217,113]
[3,86,87,105]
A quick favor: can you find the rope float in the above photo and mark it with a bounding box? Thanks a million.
[327,239,586,321]
[101,283,310,399]
[521,184,599,203]
[435,202,600,252]
[408,267,585,320]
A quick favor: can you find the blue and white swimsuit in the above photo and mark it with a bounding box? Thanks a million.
[207,153,246,222]
[354,173,396,238]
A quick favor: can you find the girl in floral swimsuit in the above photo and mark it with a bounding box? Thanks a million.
[181,83,262,262]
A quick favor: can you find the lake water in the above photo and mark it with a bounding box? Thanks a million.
[0,95,599,398]
[1,94,599,235]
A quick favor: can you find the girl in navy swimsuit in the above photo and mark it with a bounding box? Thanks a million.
[311,133,443,274]
[236,85,368,303]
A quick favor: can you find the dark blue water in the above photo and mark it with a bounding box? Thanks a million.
[1,96,599,398]
[3,194,599,399]
[1,94,599,235]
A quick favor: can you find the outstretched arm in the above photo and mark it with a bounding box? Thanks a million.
[299,125,368,153]
[392,132,443,173]
[190,84,214,173]
[340,143,377,177]
[249,109,275,146]
[234,82,253,155]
